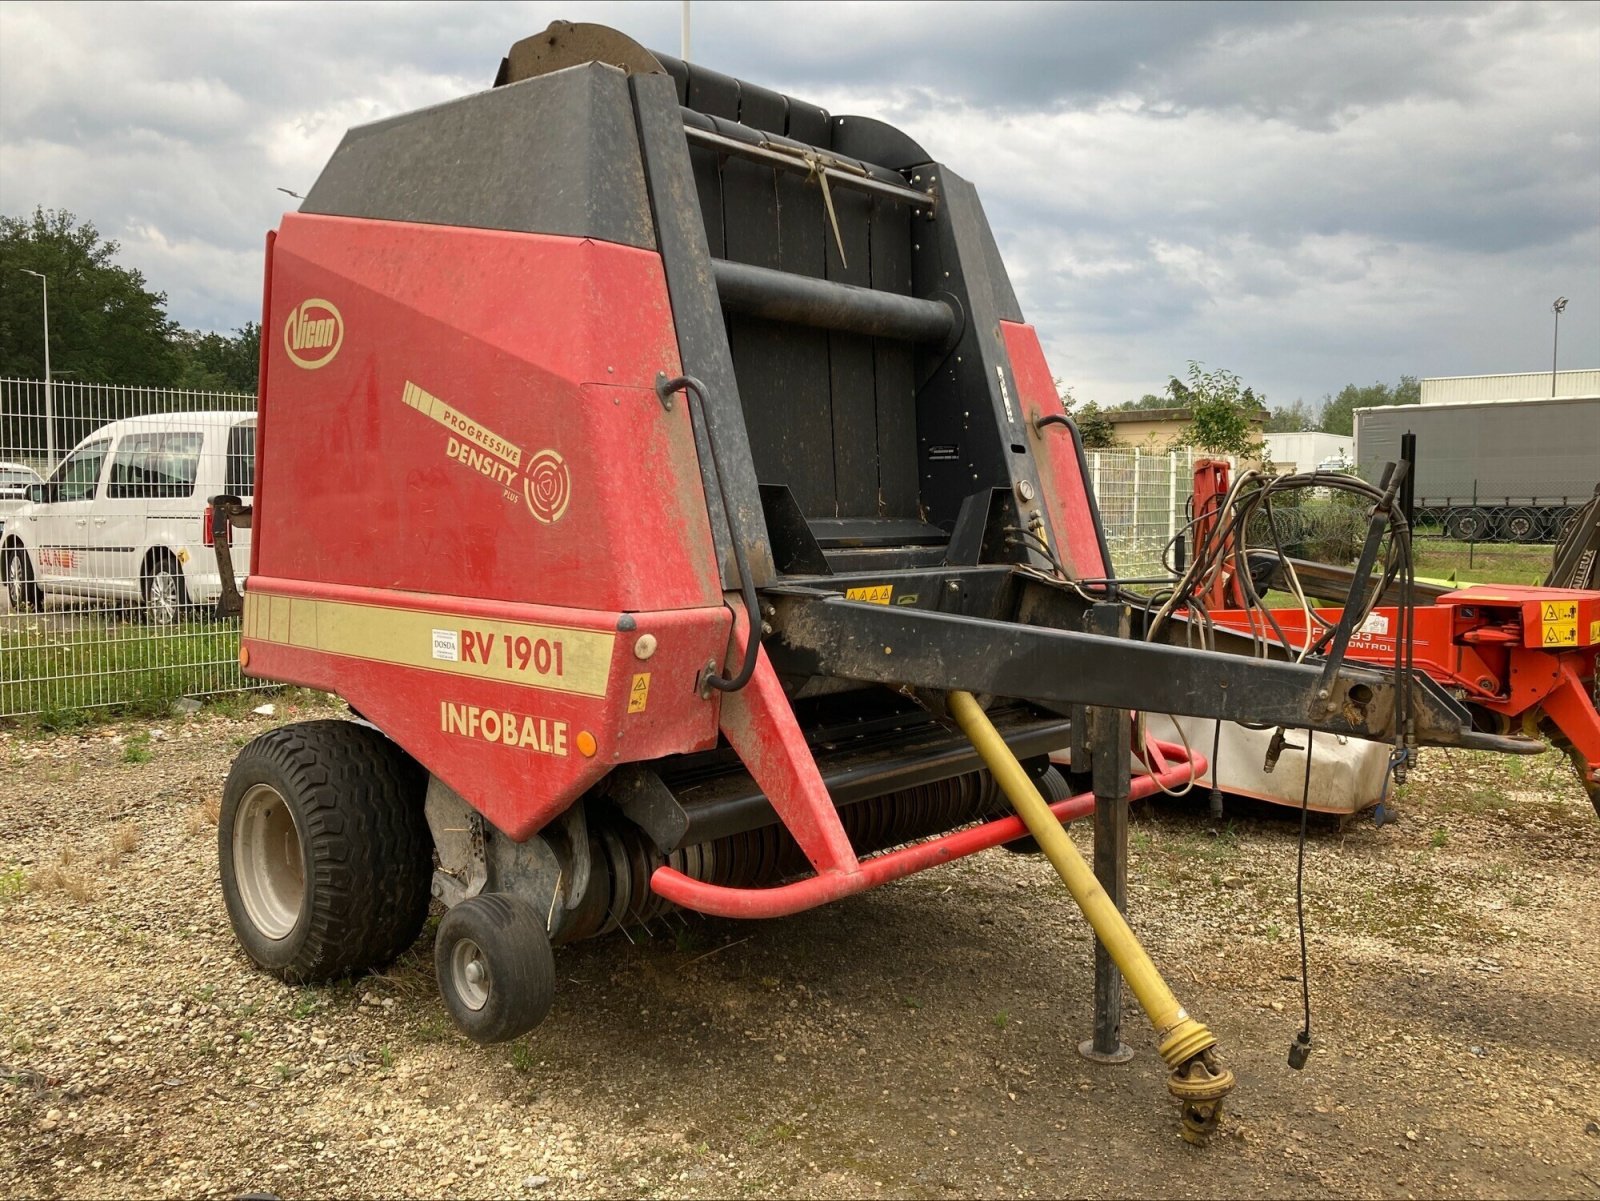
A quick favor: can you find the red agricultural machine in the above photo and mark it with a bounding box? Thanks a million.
[209,23,1587,1143]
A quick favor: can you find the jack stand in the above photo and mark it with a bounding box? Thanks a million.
[1079,602,1135,1065]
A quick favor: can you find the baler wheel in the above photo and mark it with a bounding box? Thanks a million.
[999,766,1075,855]
[219,720,433,982]
[433,893,555,1044]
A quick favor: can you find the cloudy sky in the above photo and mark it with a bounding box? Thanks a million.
[2,0,1596,408]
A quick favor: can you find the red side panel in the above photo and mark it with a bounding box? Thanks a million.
[999,321,1108,579]
[244,215,732,837]
[257,214,720,614]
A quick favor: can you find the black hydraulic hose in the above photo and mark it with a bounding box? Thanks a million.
[656,374,761,693]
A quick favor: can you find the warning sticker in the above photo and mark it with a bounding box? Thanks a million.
[845,585,894,605]
[1543,621,1578,647]
[1592,619,1599,644]
[1358,612,1390,637]
[1541,600,1580,647]
[628,672,651,714]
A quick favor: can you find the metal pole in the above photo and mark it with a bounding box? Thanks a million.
[681,0,691,61]
[1551,297,1567,398]
[1080,602,1134,1063]
[19,269,54,469]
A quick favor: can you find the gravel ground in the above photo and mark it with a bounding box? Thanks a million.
[2,698,1598,1200]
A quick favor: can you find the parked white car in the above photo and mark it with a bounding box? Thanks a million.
[0,460,46,540]
[2,411,255,623]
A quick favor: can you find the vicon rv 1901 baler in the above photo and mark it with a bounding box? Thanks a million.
[210,23,1537,1142]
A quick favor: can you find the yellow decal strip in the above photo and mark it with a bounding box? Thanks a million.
[401,379,523,467]
[244,592,613,697]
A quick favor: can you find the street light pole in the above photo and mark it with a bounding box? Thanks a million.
[18,268,55,470]
[1551,296,1568,398]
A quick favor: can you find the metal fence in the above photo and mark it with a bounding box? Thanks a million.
[0,378,1569,717]
[1,378,259,717]
[1086,447,1213,578]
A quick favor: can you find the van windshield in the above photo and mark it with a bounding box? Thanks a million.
[226,423,256,496]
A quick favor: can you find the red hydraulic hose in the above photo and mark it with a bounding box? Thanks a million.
[650,739,1204,919]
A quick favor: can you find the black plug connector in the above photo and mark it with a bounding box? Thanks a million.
[1288,1030,1312,1070]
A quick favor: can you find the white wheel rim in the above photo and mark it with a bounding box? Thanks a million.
[232,783,305,940]
[6,556,21,599]
[452,937,491,1011]
[148,571,179,623]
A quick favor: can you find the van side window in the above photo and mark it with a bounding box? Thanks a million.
[226,424,256,496]
[108,432,205,499]
[50,440,111,502]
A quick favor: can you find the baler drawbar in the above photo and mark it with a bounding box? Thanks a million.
[212,22,1532,1143]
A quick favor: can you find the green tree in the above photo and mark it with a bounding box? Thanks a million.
[1055,380,1117,449]
[1264,398,1316,432]
[0,207,180,383]
[1107,392,1178,412]
[173,322,261,392]
[1168,362,1269,459]
[1318,374,1419,436]
[1074,399,1117,449]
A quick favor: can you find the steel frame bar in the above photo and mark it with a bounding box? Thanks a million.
[767,590,1500,747]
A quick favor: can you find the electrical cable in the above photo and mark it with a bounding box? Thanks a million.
[1289,729,1314,1070]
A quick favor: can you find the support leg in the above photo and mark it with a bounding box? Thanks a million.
[1080,602,1134,1064]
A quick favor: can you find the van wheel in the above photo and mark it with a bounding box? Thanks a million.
[142,553,188,625]
[219,720,434,982]
[5,547,42,612]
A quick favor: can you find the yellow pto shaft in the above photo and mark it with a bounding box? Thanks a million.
[947,689,1236,1143]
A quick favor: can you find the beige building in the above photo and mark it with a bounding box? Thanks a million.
[1104,406,1268,470]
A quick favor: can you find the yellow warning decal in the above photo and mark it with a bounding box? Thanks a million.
[244,592,613,697]
[1543,620,1578,647]
[1591,619,1599,643]
[1541,600,1580,648]
[628,672,651,714]
[845,584,894,605]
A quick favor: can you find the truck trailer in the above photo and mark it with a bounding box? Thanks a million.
[1355,395,1600,541]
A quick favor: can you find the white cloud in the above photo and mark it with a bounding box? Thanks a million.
[0,0,1595,407]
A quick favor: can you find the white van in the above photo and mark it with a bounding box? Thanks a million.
[2,411,255,623]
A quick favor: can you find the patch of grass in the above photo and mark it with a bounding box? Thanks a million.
[121,732,153,764]
[1411,538,1551,587]
[902,996,923,1010]
[0,867,25,903]
[414,1018,449,1044]
[1,618,253,721]
[1429,828,1449,849]
[508,1043,536,1073]
[290,992,320,1020]
[185,797,221,836]
[103,822,141,863]
[193,983,218,1004]
[377,1045,394,1071]
[992,1010,1010,1029]
[27,848,99,903]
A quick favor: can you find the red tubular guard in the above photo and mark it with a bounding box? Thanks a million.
[650,740,1204,919]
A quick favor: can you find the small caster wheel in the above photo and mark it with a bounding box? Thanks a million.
[435,893,555,1043]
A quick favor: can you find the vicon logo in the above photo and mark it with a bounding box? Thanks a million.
[283,298,344,370]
